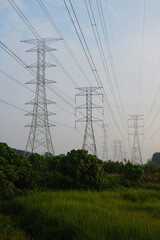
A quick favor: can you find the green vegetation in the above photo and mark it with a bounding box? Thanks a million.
[1,142,160,200]
[1,142,160,239]
[2,142,160,199]
[1,190,160,240]
[0,213,29,240]
[150,152,160,165]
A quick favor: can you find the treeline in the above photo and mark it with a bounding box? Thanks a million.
[0,142,160,200]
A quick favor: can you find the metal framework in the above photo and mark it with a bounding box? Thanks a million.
[128,114,144,164]
[23,38,60,156]
[113,140,124,162]
[75,87,103,156]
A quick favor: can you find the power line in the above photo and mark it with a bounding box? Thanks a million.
[63,0,100,86]
[6,0,122,149]
[145,55,160,123]
[84,0,127,130]
[0,67,74,117]
[63,0,126,139]
[0,69,34,93]
[0,41,94,123]
[145,126,160,140]
[8,0,79,88]
[145,85,160,124]
[0,97,86,149]
[0,41,76,111]
[0,41,103,148]
[0,98,75,130]
[6,0,99,118]
[96,0,127,125]
[7,0,124,145]
[138,0,147,113]
[37,0,92,86]
[0,98,27,113]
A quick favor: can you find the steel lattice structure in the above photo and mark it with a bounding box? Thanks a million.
[75,87,103,156]
[128,114,144,164]
[113,140,124,162]
[23,38,60,156]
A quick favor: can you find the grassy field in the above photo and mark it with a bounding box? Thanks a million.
[0,213,29,240]
[1,189,160,240]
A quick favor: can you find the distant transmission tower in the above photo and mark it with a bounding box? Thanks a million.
[128,114,144,164]
[75,87,103,156]
[23,38,61,156]
[113,140,124,162]
[103,124,109,161]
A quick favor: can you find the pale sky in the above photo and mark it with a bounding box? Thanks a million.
[1,0,160,162]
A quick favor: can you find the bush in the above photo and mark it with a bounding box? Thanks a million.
[0,170,18,200]
[123,162,143,182]
[0,214,29,240]
[28,153,46,171]
[0,143,36,199]
[0,143,20,161]
[59,149,107,190]
[103,160,124,174]
[40,171,74,190]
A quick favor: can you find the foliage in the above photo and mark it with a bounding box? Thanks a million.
[39,171,74,190]
[0,142,21,161]
[1,141,160,197]
[0,213,29,240]
[103,160,124,174]
[28,153,46,171]
[0,170,17,200]
[59,149,107,189]
[0,143,35,200]
[123,162,143,182]
[0,143,108,194]
[151,152,160,165]
[12,148,30,158]
[45,155,61,172]
[143,162,160,175]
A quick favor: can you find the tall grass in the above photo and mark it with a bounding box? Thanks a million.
[2,189,160,240]
[0,214,29,240]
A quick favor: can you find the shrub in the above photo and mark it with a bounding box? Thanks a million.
[59,149,107,190]
[0,170,17,200]
[123,162,143,182]
[103,160,124,174]
[0,214,29,240]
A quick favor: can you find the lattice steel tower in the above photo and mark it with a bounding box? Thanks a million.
[128,114,144,164]
[113,140,124,162]
[23,38,60,156]
[75,87,103,156]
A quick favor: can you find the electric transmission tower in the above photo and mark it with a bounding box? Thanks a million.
[128,114,144,164]
[23,38,61,156]
[75,87,103,156]
[112,140,124,162]
[103,124,109,161]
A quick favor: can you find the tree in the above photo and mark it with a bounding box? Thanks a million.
[28,153,45,171]
[123,162,143,182]
[59,149,107,189]
[0,143,35,198]
[103,160,124,174]
[151,153,160,165]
